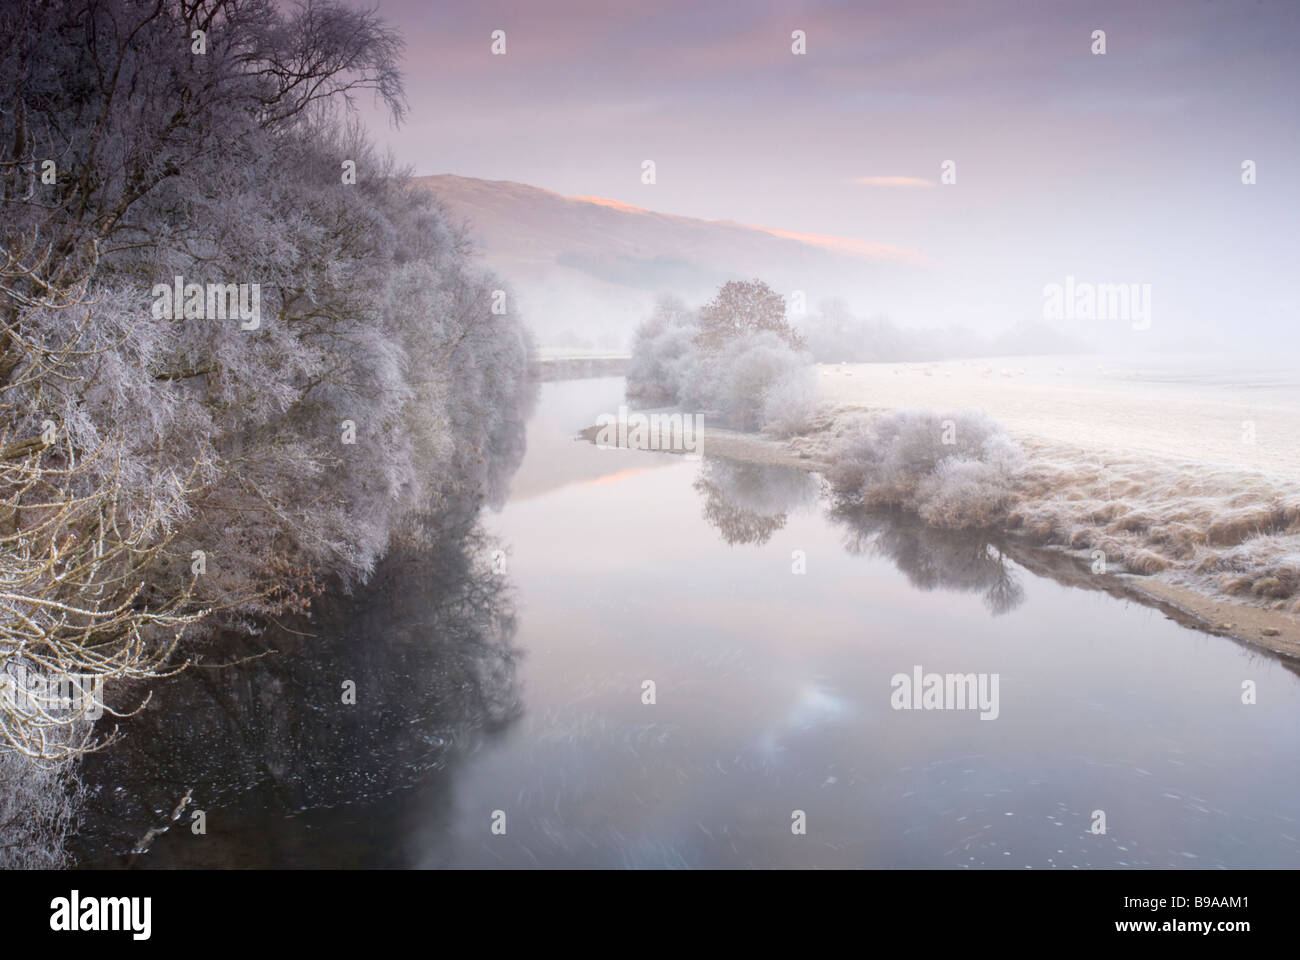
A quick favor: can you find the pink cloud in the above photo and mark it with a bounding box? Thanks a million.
[850,176,936,187]
[570,195,650,213]
[726,222,935,266]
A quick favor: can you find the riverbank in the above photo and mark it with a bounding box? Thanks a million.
[700,424,1300,659]
[533,354,629,381]
[583,355,1300,660]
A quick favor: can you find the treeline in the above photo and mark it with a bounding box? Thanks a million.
[626,279,1080,441]
[0,0,534,826]
[796,301,1083,364]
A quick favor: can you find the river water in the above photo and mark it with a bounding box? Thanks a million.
[74,376,1300,868]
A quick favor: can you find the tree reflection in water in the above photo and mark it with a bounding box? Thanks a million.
[71,516,521,868]
[692,457,819,546]
[828,504,1025,616]
[693,456,1024,614]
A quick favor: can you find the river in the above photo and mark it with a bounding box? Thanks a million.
[73,376,1300,868]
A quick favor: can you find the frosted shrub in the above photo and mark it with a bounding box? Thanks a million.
[761,363,818,438]
[708,332,803,431]
[626,296,692,401]
[627,324,698,406]
[626,283,819,434]
[702,330,811,431]
[916,452,1021,527]
[828,409,1023,528]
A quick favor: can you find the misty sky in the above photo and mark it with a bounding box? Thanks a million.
[359,0,1299,350]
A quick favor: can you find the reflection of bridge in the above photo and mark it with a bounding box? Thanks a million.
[531,355,629,381]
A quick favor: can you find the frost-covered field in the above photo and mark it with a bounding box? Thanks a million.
[819,354,1300,479]
[812,355,1300,620]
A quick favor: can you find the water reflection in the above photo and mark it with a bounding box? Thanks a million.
[69,378,1300,869]
[692,456,1024,616]
[72,520,521,868]
[829,504,1025,616]
[693,458,819,546]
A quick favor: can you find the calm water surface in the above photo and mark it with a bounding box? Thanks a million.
[75,377,1300,868]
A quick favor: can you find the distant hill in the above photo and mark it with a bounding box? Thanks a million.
[414,175,931,350]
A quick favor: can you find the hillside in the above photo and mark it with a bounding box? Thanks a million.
[415,174,930,349]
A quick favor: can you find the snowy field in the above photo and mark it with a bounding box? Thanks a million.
[808,354,1300,633]
[818,354,1300,483]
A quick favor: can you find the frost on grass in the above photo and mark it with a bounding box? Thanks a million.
[827,409,1024,529]
[1007,445,1300,610]
[824,409,1300,611]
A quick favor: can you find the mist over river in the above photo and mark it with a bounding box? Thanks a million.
[74,376,1300,868]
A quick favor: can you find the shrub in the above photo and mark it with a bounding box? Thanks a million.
[828,409,1023,528]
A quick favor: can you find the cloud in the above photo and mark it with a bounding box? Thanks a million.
[850,176,936,188]
[570,196,650,214]
[728,222,935,267]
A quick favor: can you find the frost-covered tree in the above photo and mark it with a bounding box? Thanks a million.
[694,279,803,354]
[0,0,537,825]
[626,283,816,434]
[626,295,699,406]
[712,331,815,434]
[0,748,84,868]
